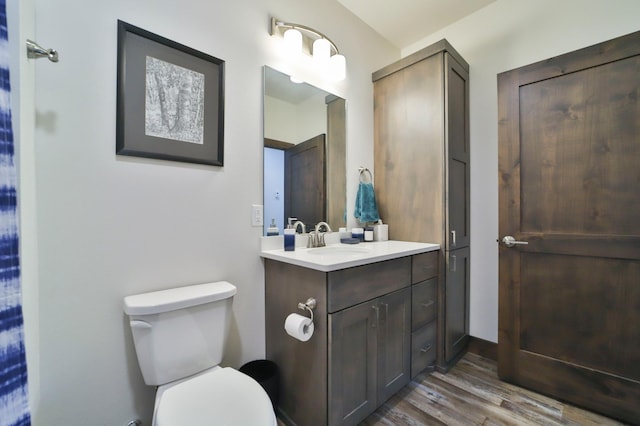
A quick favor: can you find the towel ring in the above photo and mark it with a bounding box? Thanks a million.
[358,167,373,183]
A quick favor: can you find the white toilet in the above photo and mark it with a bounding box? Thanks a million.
[123,281,277,426]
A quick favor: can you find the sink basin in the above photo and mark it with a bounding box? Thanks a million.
[307,245,371,256]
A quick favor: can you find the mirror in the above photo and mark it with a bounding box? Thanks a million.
[263,66,346,236]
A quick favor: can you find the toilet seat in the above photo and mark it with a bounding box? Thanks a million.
[153,367,277,426]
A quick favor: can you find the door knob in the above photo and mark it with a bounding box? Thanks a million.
[501,235,528,247]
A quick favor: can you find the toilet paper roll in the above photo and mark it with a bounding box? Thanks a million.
[284,313,314,342]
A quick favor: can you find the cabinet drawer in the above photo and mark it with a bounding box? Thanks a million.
[412,251,438,283]
[412,278,437,330]
[411,320,436,378]
[327,257,411,313]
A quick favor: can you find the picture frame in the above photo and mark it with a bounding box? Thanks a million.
[116,20,225,166]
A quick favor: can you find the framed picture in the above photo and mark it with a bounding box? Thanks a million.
[116,20,225,166]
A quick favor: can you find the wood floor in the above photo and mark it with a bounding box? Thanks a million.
[360,352,628,426]
[276,351,628,425]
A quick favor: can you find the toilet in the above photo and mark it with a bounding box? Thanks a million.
[123,281,277,426]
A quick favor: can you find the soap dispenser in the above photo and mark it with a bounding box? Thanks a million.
[284,218,296,251]
[267,218,279,236]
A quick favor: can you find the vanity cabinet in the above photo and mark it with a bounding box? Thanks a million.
[373,39,470,371]
[265,251,433,426]
[328,287,410,425]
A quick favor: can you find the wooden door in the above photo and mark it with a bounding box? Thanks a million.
[498,31,640,424]
[329,300,378,426]
[284,134,326,227]
[376,287,411,405]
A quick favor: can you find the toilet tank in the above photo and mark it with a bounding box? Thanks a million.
[123,281,237,386]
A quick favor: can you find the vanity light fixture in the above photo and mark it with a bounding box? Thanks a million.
[270,17,346,81]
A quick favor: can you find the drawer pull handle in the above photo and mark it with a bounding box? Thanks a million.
[420,344,433,353]
[421,300,434,309]
[372,305,379,328]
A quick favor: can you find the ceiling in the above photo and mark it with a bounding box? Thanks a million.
[264,66,331,104]
[336,0,496,49]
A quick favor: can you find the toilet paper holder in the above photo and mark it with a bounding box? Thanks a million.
[297,297,316,323]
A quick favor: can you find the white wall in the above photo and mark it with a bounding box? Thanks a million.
[402,0,640,342]
[264,95,300,142]
[264,94,326,144]
[28,0,397,424]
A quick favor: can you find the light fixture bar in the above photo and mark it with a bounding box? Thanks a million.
[270,17,340,56]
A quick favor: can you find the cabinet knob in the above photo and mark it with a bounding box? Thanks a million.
[371,305,379,328]
[421,300,434,309]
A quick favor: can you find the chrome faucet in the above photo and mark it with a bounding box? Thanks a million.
[287,217,306,234]
[308,222,332,248]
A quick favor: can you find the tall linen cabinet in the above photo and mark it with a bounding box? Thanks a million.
[373,40,470,371]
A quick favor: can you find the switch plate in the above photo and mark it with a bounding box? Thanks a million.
[251,204,263,227]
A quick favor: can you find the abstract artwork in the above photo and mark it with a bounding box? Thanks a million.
[145,56,205,144]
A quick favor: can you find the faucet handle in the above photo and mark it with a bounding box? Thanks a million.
[318,233,326,247]
[307,233,317,248]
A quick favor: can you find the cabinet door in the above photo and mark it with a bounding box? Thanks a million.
[377,287,411,404]
[329,301,378,426]
[373,53,445,244]
[445,247,470,362]
[446,53,470,250]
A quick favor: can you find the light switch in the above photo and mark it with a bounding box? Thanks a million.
[251,204,263,227]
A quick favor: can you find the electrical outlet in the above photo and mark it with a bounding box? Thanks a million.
[251,204,263,227]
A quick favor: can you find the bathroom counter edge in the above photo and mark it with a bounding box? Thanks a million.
[260,240,440,272]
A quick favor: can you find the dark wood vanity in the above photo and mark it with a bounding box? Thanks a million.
[264,249,438,426]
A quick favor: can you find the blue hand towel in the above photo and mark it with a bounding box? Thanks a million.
[354,182,380,223]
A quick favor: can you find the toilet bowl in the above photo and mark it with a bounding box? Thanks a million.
[154,366,275,425]
[123,281,277,426]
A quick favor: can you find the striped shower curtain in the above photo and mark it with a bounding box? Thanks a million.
[0,0,31,424]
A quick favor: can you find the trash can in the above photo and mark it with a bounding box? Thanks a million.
[239,360,279,409]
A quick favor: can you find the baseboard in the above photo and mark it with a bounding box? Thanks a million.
[466,336,498,361]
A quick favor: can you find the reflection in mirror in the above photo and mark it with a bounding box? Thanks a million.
[263,66,346,236]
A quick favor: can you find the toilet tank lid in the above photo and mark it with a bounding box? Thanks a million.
[123,281,237,316]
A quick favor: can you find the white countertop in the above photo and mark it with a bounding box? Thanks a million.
[260,239,440,272]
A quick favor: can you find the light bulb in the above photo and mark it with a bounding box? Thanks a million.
[283,29,302,57]
[313,38,331,64]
